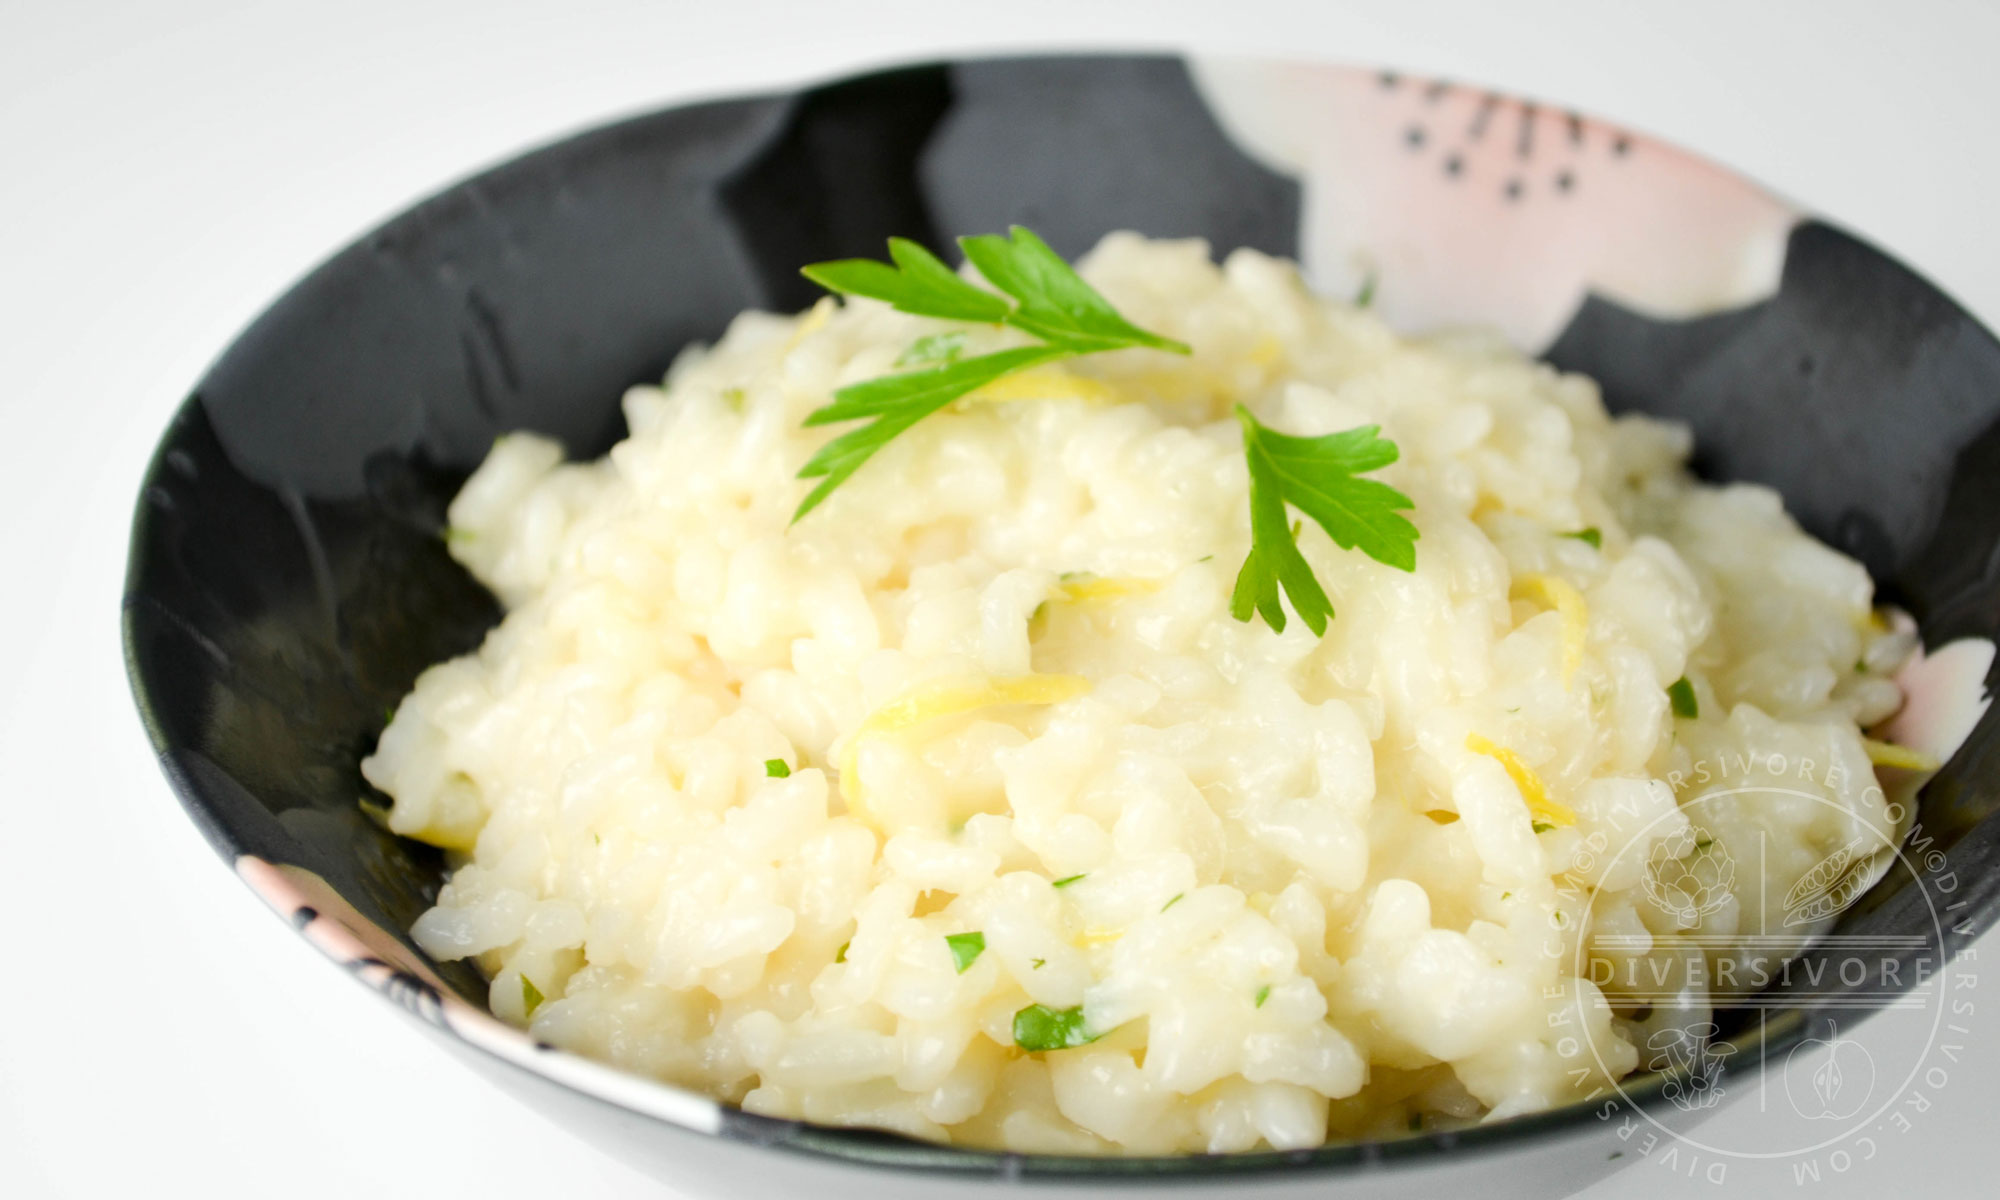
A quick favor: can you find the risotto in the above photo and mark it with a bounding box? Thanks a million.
[363,233,1918,1153]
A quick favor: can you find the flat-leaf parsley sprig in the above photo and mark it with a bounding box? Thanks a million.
[790,226,1419,636]
[1230,409,1419,635]
[792,228,1189,521]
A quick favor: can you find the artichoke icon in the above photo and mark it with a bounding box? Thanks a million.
[1643,828,1736,923]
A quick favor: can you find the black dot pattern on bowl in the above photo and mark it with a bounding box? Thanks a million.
[1387,75,1636,199]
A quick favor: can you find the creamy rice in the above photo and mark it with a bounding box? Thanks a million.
[363,234,1914,1153]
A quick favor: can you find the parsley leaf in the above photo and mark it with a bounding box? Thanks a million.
[764,758,791,778]
[1667,676,1699,719]
[1229,406,1418,635]
[1050,873,1086,888]
[1562,527,1602,549]
[520,974,544,1019]
[945,931,985,973]
[800,237,1010,324]
[1012,1003,1101,1052]
[958,227,1191,356]
[1254,984,1272,1008]
[792,345,1067,521]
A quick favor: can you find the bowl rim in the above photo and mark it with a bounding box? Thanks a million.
[121,48,1971,1182]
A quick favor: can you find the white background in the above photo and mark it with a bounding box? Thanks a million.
[2,1,1993,1196]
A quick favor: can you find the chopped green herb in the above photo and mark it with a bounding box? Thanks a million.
[834,941,849,964]
[1030,957,1046,969]
[1161,893,1184,913]
[1532,821,1555,834]
[1500,891,1512,900]
[1229,407,1418,636]
[444,527,474,546]
[1667,676,1699,719]
[1855,658,1868,673]
[1012,1003,1101,1052]
[1562,527,1602,549]
[521,975,544,1019]
[794,228,1188,521]
[1355,272,1378,309]
[1196,554,1214,563]
[1051,873,1087,888]
[1254,984,1272,1008]
[945,931,986,974]
[382,705,397,725]
[721,386,746,412]
[764,758,791,778]
[895,331,967,368]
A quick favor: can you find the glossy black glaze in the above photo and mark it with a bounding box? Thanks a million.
[124,53,2000,1187]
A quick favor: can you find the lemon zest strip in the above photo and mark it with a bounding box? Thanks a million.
[783,296,837,354]
[1513,573,1588,689]
[1863,737,1940,772]
[1056,575,1163,605]
[961,366,1121,407]
[839,674,1092,817]
[1466,732,1577,828]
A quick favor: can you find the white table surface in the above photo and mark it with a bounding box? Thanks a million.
[2,1,1994,1196]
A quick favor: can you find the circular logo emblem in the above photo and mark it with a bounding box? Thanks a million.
[1562,778,1969,1183]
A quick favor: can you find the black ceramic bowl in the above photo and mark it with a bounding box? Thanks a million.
[124,54,2000,1198]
